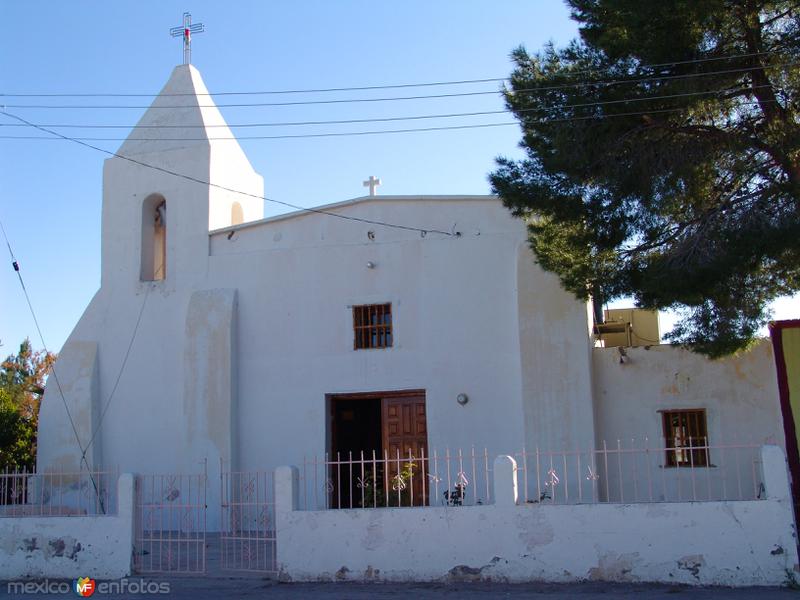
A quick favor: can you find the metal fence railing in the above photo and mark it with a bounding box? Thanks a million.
[220,466,276,573]
[514,440,764,505]
[133,463,207,574]
[0,466,118,517]
[301,448,492,510]
[299,440,766,510]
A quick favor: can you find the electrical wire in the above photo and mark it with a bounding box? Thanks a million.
[80,286,150,464]
[0,50,780,98]
[0,83,777,130]
[1,76,506,98]
[0,218,86,456]
[2,62,793,109]
[0,110,456,237]
[0,100,777,142]
[0,121,516,140]
[0,217,106,511]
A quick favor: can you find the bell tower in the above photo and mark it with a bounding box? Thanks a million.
[100,64,264,291]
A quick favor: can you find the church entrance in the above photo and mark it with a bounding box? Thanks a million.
[328,389,428,508]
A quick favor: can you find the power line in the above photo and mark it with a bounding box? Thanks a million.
[80,286,150,464]
[0,77,507,98]
[0,84,778,130]
[0,110,456,237]
[0,122,493,140]
[0,219,86,459]
[0,100,776,142]
[2,214,150,509]
[0,50,780,98]
[0,217,107,511]
[2,62,793,110]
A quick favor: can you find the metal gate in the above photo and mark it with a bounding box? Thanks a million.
[133,461,208,574]
[220,465,277,573]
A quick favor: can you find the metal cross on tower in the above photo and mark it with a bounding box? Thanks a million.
[170,12,204,65]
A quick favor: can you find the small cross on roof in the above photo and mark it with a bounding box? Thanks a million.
[363,176,381,197]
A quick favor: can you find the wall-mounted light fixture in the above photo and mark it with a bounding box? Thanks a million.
[456,393,469,406]
[366,261,376,269]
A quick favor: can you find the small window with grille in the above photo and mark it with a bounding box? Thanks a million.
[661,409,709,467]
[353,303,393,350]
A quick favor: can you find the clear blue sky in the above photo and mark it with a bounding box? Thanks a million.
[0,1,796,355]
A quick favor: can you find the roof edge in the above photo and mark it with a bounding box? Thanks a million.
[210,194,500,235]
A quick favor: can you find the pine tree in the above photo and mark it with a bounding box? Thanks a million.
[490,0,799,357]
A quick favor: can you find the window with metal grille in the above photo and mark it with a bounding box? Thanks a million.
[353,303,393,349]
[661,409,709,467]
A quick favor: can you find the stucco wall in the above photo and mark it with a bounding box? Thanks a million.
[274,448,798,586]
[516,242,595,475]
[207,197,578,477]
[36,341,101,473]
[593,340,783,448]
[42,194,578,527]
[0,474,134,580]
[592,341,784,501]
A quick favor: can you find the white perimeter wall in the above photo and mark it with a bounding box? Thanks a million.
[275,448,798,586]
[0,474,134,580]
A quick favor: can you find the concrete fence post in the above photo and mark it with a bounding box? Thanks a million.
[275,465,299,513]
[117,473,135,577]
[493,455,518,506]
[274,466,298,577]
[761,445,792,502]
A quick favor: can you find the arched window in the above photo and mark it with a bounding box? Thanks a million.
[231,202,244,226]
[141,194,166,281]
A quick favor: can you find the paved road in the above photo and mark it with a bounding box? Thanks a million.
[4,579,800,599]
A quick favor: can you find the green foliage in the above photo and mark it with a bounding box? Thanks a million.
[490,0,799,357]
[0,389,36,469]
[0,340,56,470]
[359,460,417,508]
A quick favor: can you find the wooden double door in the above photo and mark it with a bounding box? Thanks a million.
[329,390,428,507]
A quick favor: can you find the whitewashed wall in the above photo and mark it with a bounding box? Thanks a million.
[40,187,599,530]
[593,340,783,446]
[275,448,798,586]
[592,341,784,502]
[0,474,134,580]
[207,197,594,477]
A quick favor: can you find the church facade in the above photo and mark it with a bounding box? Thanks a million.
[37,65,786,528]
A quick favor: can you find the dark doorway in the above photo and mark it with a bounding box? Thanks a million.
[328,390,428,508]
[330,398,383,460]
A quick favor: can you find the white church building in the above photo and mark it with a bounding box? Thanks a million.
[37,64,787,534]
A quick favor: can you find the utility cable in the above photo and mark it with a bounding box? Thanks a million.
[0,218,106,512]
[0,50,781,98]
[0,100,777,142]
[0,110,456,237]
[0,83,777,130]
[80,286,150,465]
[2,62,793,110]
